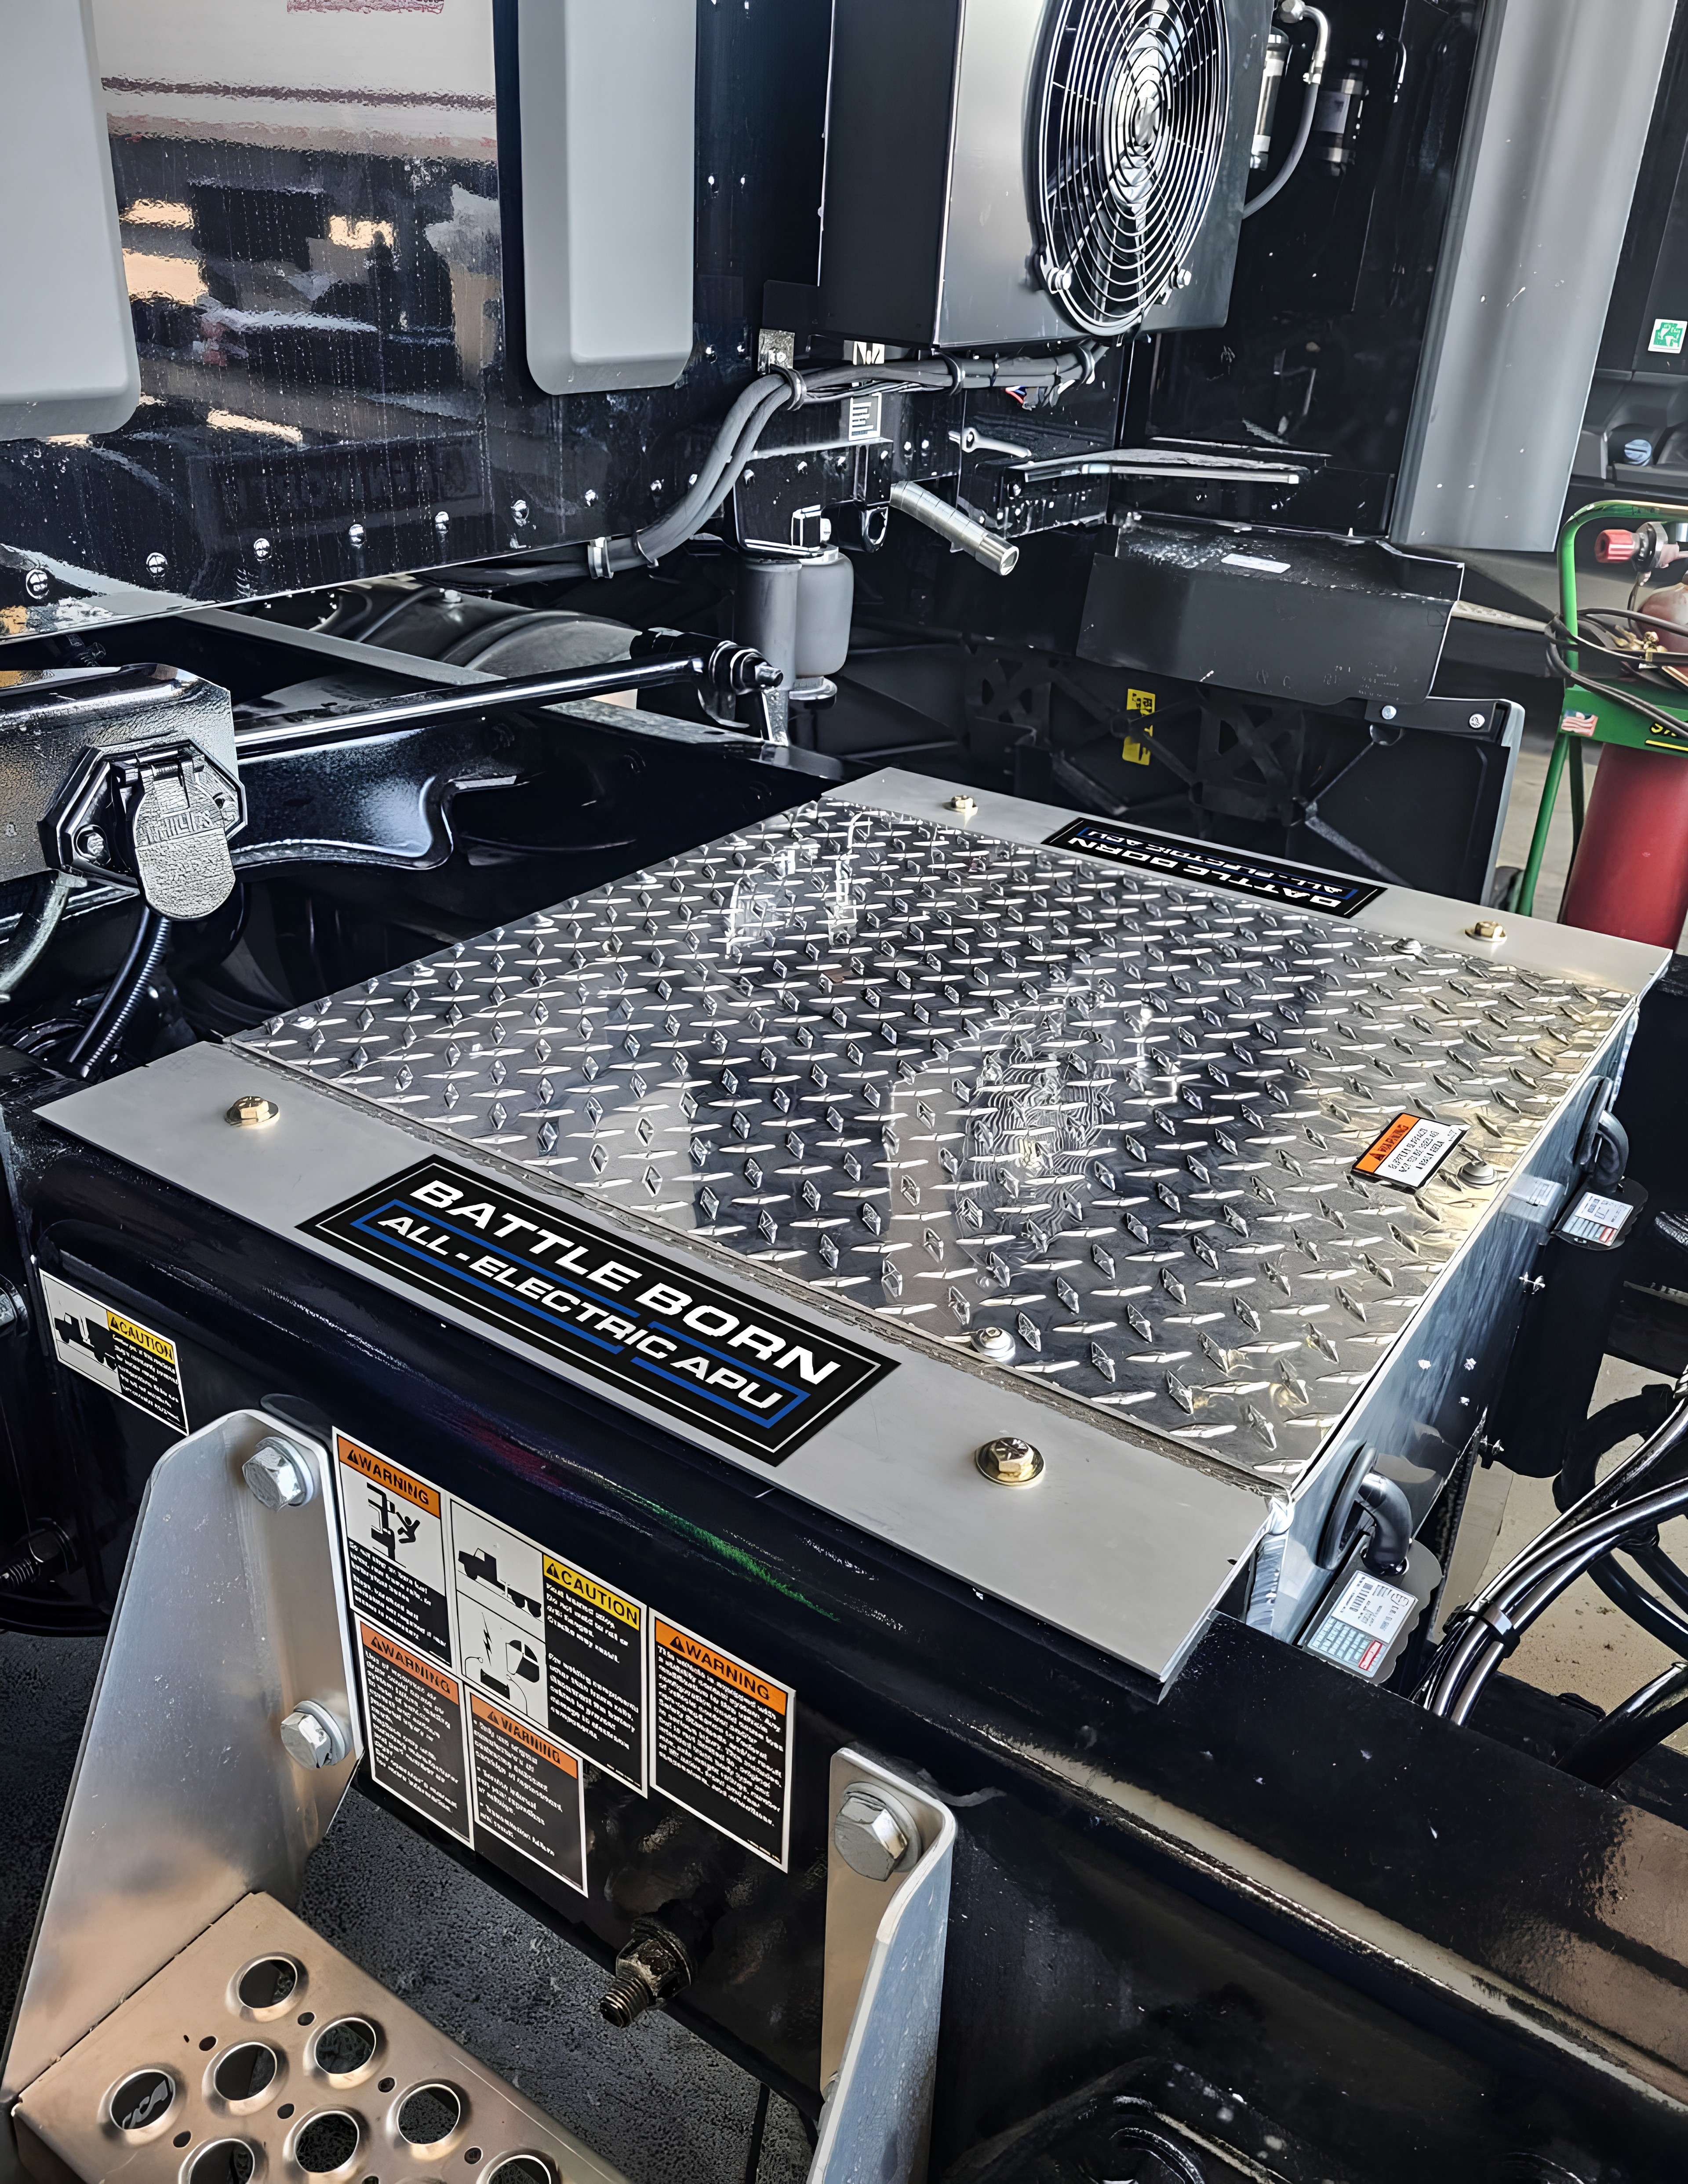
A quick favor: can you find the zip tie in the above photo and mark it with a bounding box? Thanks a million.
[771,363,809,408]
[586,536,615,581]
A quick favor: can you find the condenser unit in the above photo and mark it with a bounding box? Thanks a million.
[807,0,1269,349]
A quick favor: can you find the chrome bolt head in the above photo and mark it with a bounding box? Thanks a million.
[243,1436,316,1510]
[947,794,979,817]
[971,1325,1015,1364]
[833,1785,918,1881]
[280,1700,350,1771]
[975,1436,1044,1486]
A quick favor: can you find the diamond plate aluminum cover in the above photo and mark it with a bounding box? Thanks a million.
[236,800,1627,1485]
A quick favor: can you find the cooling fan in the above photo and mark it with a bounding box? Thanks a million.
[1035,0,1231,336]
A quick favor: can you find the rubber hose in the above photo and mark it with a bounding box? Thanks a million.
[1559,1658,1688,1787]
[0,872,75,1003]
[65,907,172,1078]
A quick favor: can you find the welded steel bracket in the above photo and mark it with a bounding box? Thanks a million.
[1,1410,359,2106]
[813,1749,956,2184]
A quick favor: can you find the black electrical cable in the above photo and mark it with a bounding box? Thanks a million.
[1241,7,1330,218]
[1559,1658,1688,1787]
[1547,631,1688,746]
[742,2082,770,2184]
[64,906,172,1079]
[1553,1383,1688,1650]
[0,872,75,1004]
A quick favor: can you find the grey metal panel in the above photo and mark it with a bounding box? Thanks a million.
[0,0,139,440]
[42,1039,1269,1686]
[1391,0,1678,554]
[516,0,697,394]
[1,1412,357,2103]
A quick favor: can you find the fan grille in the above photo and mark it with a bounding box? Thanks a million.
[1034,0,1230,338]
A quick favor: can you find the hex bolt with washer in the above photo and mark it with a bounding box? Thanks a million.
[227,1095,280,1128]
[975,1436,1044,1487]
[243,1436,318,1511]
[971,1325,1015,1365]
[947,794,979,817]
[75,827,107,864]
[1466,920,1506,942]
[280,1700,352,1771]
[1460,1156,1499,1187]
[833,1783,921,1882]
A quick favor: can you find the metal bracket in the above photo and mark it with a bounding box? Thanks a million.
[1,1410,359,2106]
[813,1750,955,2184]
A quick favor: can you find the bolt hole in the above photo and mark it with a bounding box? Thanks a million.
[295,2112,362,2174]
[378,2079,395,2095]
[313,2019,378,2076]
[298,2012,316,2026]
[463,2152,481,2166]
[486,2162,550,2184]
[174,2132,192,2148]
[236,1958,299,2012]
[213,2045,278,2103]
[191,2145,255,2184]
[397,2086,462,2147]
[199,2037,217,2052]
[278,2104,295,2120]
[109,2069,176,2133]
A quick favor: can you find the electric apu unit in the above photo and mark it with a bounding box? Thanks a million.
[805,0,1266,347]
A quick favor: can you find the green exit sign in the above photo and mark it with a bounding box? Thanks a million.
[1649,317,1686,354]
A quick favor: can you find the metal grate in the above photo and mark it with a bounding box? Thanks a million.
[237,798,1625,1482]
[13,1894,622,2184]
[1034,0,1230,335]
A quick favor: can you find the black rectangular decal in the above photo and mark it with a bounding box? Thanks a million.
[306,1159,891,1462]
[1046,816,1385,917]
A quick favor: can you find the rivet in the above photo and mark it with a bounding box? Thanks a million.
[252,537,272,561]
[24,569,49,600]
[145,552,169,580]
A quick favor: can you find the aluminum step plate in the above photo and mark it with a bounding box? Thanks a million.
[231,788,1631,1485]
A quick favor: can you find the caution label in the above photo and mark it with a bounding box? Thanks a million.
[543,1556,646,1791]
[651,1617,793,1869]
[468,1694,586,1894]
[1351,1111,1464,1190]
[337,1435,451,1664]
[40,1270,187,1433]
[1303,1572,1419,1680]
[359,1622,470,1841]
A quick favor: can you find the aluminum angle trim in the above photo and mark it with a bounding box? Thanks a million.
[42,1040,1266,1684]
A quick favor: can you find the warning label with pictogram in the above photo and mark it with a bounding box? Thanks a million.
[358,1621,470,1841]
[41,1270,187,1433]
[336,1434,451,1663]
[468,1694,586,1893]
[651,1617,793,1868]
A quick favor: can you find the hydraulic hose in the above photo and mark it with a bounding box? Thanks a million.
[1241,4,1329,218]
[0,872,75,1004]
[65,906,172,1080]
[1554,1381,1688,1652]
[524,345,1107,581]
[1559,1658,1688,1787]
[1419,1381,1688,1721]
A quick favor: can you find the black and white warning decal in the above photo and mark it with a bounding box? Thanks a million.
[651,1616,793,1870]
[306,1159,891,1462]
[40,1270,188,1433]
[331,1432,790,1887]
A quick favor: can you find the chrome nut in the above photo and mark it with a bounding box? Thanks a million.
[971,1325,1016,1364]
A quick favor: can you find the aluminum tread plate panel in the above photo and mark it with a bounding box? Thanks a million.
[226,788,1639,1483]
[41,1038,1266,1683]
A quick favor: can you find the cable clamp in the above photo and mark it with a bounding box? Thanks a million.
[1460,1602,1522,1656]
[771,363,809,409]
[586,536,615,581]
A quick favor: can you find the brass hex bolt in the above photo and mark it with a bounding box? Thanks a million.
[975,1436,1044,1486]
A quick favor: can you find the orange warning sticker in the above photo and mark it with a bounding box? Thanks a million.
[336,1433,442,1517]
[1352,1111,1464,1190]
[651,1616,793,1867]
[653,1620,787,1712]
